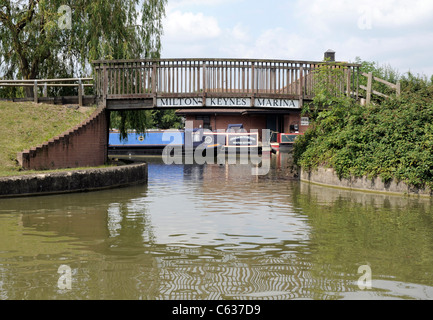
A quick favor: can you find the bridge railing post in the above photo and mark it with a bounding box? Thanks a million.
[300,66,305,108]
[299,66,304,97]
[152,62,157,106]
[202,62,207,106]
[103,66,108,107]
[251,62,255,106]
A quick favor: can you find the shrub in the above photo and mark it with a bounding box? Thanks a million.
[294,68,433,189]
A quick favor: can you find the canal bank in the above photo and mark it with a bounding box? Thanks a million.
[300,166,433,197]
[0,162,148,198]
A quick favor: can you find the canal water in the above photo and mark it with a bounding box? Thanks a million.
[1,153,433,300]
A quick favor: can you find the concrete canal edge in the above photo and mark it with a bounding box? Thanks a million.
[300,166,433,197]
[0,162,147,198]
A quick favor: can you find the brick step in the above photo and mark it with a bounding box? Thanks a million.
[17,106,108,170]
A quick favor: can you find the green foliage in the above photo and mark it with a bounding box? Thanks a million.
[110,109,183,140]
[110,110,154,140]
[151,109,183,130]
[303,60,350,121]
[1,0,167,138]
[0,0,166,81]
[294,73,433,189]
[355,58,400,95]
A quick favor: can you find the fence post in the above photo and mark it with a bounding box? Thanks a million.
[396,81,401,97]
[366,72,373,105]
[33,80,38,103]
[43,82,48,97]
[78,79,83,106]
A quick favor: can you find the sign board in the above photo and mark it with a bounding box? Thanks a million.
[255,98,299,108]
[157,98,203,108]
[157,97,300,109]
[206,97,251,107]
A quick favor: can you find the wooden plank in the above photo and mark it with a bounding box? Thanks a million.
[373,76,397,89]
[361,72,397,89]
[372,89,389,99]
[360,85,390,99]
[93,58,361,68]
[0,78,93,83]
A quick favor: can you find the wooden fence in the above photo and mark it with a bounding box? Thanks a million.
[360,72,401,105]
[0,78,93,106]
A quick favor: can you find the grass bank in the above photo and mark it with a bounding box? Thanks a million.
[0,101,97,177]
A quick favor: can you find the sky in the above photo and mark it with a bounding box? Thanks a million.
[160,0,433,78]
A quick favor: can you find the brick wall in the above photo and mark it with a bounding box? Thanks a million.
[284,113,310,134]
[17,106,108,170]
[186,114,267,133]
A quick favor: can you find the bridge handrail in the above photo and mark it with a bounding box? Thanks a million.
[92,58,361,104]
[93,58,361,67]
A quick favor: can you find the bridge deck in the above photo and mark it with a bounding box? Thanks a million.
[93,58,360,110]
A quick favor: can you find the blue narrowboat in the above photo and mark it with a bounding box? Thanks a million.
[108,124,261,156]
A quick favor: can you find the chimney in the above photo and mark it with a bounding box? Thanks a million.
[324,49,336,62]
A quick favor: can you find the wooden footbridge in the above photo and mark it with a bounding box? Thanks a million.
[92,58,361,111]
[1,56,405,110]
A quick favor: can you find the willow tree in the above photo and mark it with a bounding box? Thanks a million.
[0,0,167,136]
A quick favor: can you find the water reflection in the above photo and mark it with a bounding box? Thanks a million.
[0,153,433,300]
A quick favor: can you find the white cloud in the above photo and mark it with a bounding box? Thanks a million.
[366,0,433,29]
[296,0,433,33]
[160,0,433,76]
[230,23,250,42]
[338,33,433,76]
[250,28,317,60]
[167,0,235,8]
[163,10,221,44]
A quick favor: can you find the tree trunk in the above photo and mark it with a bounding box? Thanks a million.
[22,68,37,98]
[24,86,34,98]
